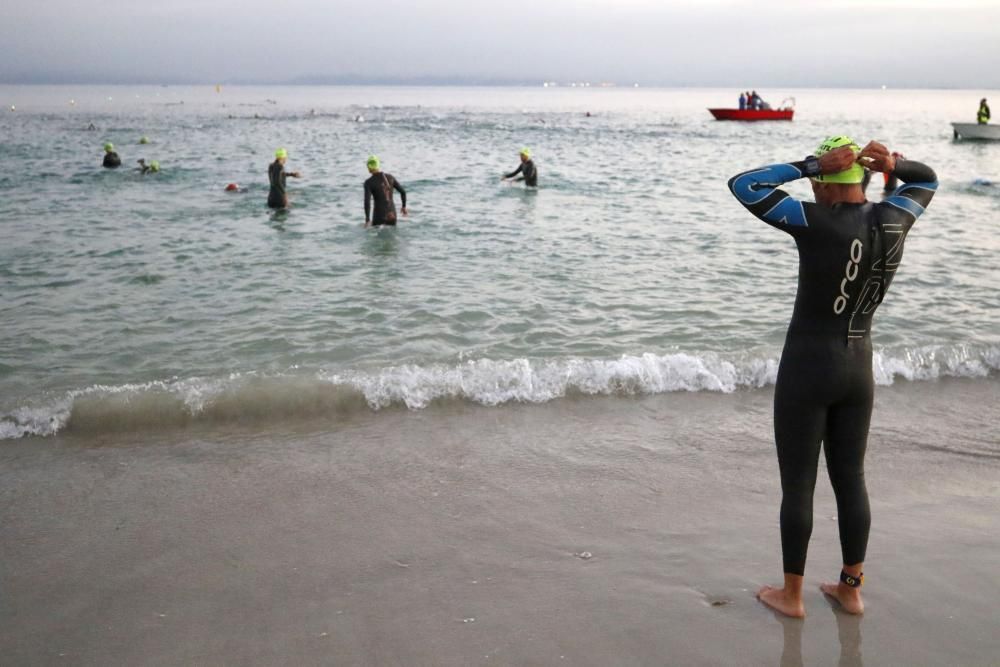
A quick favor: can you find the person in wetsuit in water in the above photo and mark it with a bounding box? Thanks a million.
[136,159,160,175]
[103,142,121,168]
[363,155,407,227]
[268,148,301,209]
[502,148,538,187]
[728,136,937,618]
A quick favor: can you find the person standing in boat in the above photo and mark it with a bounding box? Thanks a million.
[739,92,747,110]
[978,98,990,125]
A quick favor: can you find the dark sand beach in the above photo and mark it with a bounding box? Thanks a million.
[2,377,998,666]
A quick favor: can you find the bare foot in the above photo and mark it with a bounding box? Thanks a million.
[757,585,805,618]
[819,582,864,615]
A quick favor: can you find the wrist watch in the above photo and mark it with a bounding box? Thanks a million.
[802,155,821,177]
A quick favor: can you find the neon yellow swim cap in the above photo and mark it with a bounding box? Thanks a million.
[520,147,531,158]
[139,136,149,144]
[149,160,160,172]
[367,155,380,170]
[275,148,288,159]
[104,142,114,152]
[812,135,865,184]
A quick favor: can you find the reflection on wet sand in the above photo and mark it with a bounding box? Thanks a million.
[775,604,863,667]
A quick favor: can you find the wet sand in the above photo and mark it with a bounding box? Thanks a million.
[1,378,998,666]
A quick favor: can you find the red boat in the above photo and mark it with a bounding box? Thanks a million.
[708,108,794,121]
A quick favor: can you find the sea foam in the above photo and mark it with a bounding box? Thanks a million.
[1,343,996,440]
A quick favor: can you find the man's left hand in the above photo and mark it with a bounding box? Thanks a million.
[857,141,895,173]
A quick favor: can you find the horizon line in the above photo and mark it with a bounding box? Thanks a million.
[1,80,995,91]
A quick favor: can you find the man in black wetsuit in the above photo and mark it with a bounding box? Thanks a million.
[728,136,937,618]
[363,155,407,227]
[268,148,301,209]
[103,142,121,168]
[502,148,538,187]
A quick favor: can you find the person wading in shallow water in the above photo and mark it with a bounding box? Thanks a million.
[363,155,407,228]
[268,148,301,210]
[501,147,538,187]
[728,136,937,618]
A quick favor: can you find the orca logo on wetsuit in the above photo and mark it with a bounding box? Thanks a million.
[833,239,863,315]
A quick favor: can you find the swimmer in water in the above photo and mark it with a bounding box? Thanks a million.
[136,159,160,175]
[268,148,301,209]
[728,136,937,618]
[363,156,407,228]
[501,148,538,187]
[103,142,121,168]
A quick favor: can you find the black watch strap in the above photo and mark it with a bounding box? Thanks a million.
[802,155,821,177]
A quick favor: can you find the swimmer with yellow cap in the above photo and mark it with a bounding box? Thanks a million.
[136,159,161,175]
[102,142,122,169]
[804,135,896,207]
[268,147,301,209]
[501,147,538,187]
[364,155,408,227]
[727,137,938,620]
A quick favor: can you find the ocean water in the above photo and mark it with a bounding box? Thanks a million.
[1,85,998,439]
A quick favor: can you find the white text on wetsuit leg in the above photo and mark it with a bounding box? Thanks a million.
[834,239,863,315]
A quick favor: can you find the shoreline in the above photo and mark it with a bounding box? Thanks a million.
[1,378,998,665]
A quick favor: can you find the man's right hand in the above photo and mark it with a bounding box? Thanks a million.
[817,146,858,175]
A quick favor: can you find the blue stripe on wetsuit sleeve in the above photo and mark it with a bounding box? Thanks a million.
[729,163,808,227]
[884,195,925,219]
[730,163,802,205]
[884,182,936,220]
[761,196,808,228]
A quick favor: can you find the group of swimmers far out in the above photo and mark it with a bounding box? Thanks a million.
[266,146,537,226]
[100,138,538,226]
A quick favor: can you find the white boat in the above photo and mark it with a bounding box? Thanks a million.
[951,122,1000,140]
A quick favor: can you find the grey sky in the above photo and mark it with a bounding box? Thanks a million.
[2,0,998,86]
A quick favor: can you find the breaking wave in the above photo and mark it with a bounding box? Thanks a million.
[2,343,997,440]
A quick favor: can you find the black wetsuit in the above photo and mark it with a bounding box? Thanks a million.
[268,160,288,209]
[103,152,121,168]
[364,172,406,226]
[505,159,538,186]
[728,158,937,575]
